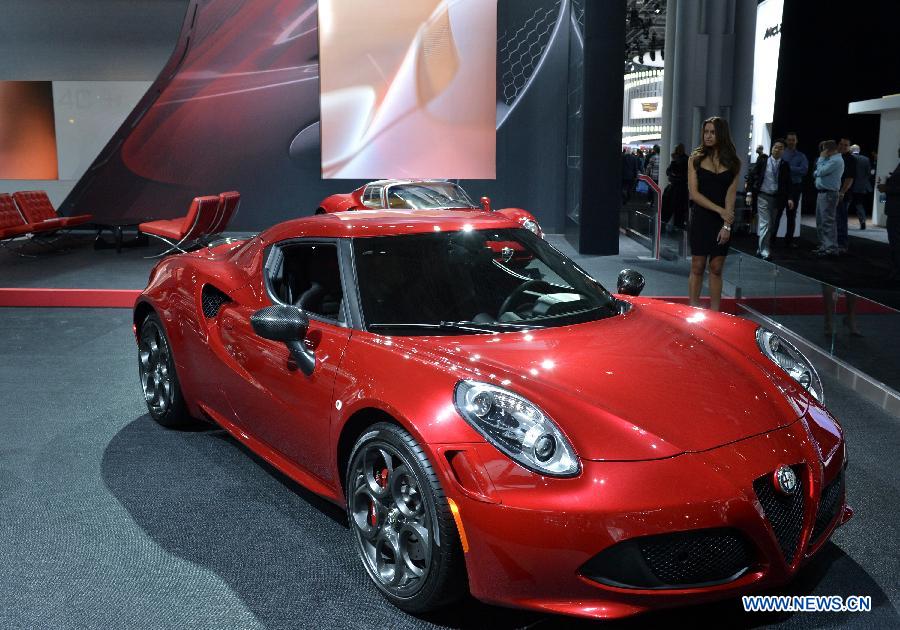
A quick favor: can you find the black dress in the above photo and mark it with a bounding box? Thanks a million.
[690,167,734,257]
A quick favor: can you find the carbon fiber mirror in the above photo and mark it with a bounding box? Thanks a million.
[616,269,645,297]
[251,305,315,375]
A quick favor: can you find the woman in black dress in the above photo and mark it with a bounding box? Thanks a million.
[687,117,741,311]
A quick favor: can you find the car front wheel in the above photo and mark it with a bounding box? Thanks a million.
[346,422,466,613]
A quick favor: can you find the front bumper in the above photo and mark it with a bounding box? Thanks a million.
[434,416,850,620]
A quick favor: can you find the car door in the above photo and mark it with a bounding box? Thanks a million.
[215,239,352,485]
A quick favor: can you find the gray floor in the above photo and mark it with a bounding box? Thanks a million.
[0,307,897,629]
[0,231,157,290]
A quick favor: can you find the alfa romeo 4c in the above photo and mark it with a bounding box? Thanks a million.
[134,209,850,620]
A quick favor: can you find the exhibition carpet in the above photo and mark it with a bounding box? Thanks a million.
[0,307,897,629]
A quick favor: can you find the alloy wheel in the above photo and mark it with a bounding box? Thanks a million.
[139,320,173,416]
[349,442,433,596]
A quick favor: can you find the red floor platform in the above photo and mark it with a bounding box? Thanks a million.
[0,288,141,308]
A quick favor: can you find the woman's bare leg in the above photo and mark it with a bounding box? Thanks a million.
[689,255,707,307]
[708,256,725,311]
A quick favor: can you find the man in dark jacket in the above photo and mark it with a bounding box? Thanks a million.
[850,144,873,229]
[836,137,857,252]
[621,149,640,203]
[877,145,900,281]
[747,138,793,260]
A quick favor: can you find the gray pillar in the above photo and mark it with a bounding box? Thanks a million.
[658,0,679,188]
[662,0,756,183]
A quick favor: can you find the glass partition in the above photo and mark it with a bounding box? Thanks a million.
[724,251,900,393]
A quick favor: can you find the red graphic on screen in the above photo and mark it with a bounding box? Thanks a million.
[62,0,323,228]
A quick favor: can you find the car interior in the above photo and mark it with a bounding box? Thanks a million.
[266,243,345,323]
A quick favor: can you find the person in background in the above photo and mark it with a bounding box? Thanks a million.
[877,145,900,282]
[754,144,765,163]
[836,137,857,253]
[813,139,843,257]
[621,148,640,203]
[850,144,872,229]
[780,131,808,247]
[746,138,793,260]
[644,144,661,183]
[662,143,689,229]
[687,117,741,311]
[744,145,766,217]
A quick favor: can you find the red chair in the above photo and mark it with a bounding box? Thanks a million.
[12,191,93,230]
[139,195,221,256]
[0,193,35,241]
[209,191,241,235]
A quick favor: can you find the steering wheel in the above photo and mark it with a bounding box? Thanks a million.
[499,279,552,318]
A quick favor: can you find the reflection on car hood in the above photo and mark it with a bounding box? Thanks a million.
[402,303,807,461]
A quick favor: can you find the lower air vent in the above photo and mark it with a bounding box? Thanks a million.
[753,465,806,565]
[580,528,754,589]
[201,285,231,318]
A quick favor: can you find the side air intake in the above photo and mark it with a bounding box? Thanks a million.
[201,285,231,318]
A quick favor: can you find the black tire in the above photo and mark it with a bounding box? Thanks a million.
[346,422,466,613]
[137,312,191,428]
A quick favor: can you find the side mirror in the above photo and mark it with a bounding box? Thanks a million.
[616,269,645,296]
[481,196,492,212]
[250,305,315,375]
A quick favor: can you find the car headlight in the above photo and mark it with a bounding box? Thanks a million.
[521,218,543,237]
[454,380,580,477]
[756,328,823,402]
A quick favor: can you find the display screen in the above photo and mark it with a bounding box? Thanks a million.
[0,81,58,180]
[318,0,497,179]
[60,0,570,232]
[750,0,784,155]
[60,0,325,227]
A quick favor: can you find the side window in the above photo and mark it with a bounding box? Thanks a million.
[267,243,344,323]
[387,189,412,209]
[362,186,383,208]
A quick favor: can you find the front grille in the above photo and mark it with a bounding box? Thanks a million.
[580,528,754,589]
[810,470,845,544]
[753,465,806,565]
[201,285,230,318]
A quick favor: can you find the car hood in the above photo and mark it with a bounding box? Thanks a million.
[398,304,806,461]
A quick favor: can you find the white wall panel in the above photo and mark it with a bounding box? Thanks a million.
[53,81,150,181]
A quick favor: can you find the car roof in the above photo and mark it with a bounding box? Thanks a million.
[259,209,519,242]
[364,179,458,187]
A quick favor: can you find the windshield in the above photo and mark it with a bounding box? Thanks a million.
[385,182,477,209]
[353,229,619,334]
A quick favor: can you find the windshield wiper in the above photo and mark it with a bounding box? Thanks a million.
[367,321,541,334]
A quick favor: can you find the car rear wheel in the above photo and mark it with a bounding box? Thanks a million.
[138,313,190,428]
[346,422,466,613]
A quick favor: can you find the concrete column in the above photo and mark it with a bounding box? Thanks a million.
[662,0,756,183]
[658,0,678,188]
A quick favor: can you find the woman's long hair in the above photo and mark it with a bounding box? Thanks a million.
[691,116,741,175]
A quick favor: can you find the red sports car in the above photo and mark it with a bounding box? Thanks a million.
[134,209,851,620]
[317,179,543,236]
